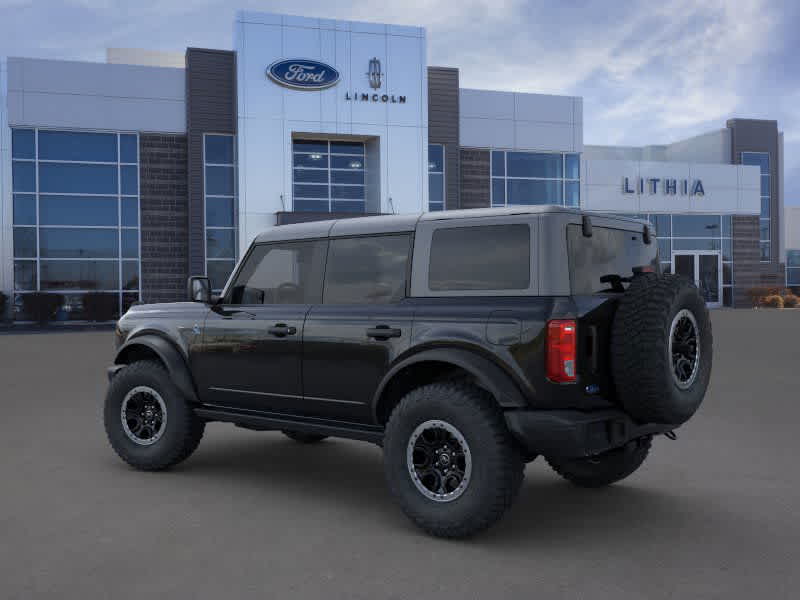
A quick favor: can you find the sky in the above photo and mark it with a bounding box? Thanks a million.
[1,0,798,205]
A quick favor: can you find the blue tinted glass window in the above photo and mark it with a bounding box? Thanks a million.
[40,195,118,226]
[761,197,770,218]
[429,174,444,205]
[206,197,234,227]
[331,200,365,213]
[565,181,580,207]
[741,152,769,174]
[507,179,562,205]
[672,215,721,237]
[492,179,505,206]
[40,260,119,290]
[14,261,37,291]
[760,242,770,261]
[39,228,118,258]
[294,199,329,212]
[788,269,800,285]
[205,135,234,164]
[39,163,118,194]
[565,154,580,180]
[293,140,328,154]
[760,220,770,240]
[206,229,235,259]
[12,161,36,192]
[293,153,329,168]
[332,170,364,185]
[13,194,36,225]
[121,198,139,227]
[38,131,117,162]
[206,166,235,195]
[330,141,364,155]
[652,214,671,237]
[721,215,731,237]
[294,169,329,184]
[428,145,444,172]
[760,175,770,196]
[331,156,363,170]
[207,260,235,290]
[294,184,329,199]
[658,238,671,261]
[121,165,138,195]
[120,135,138,163]
[14,227,37,258]
[12,129,35,159]
[122,261,139,290]
[672,238,721,252]
[122,229,139,259]
[331,185,364,200]
[491,151,505,177]
[787,250,800,268]
[507,152,562,179]
[722,238,732,261]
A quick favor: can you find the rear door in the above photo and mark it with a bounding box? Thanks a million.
[193,239,327,413]
[301,233,414,423]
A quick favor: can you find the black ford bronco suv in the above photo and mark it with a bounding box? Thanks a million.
[104,207,712,538]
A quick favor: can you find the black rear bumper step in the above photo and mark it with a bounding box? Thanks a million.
[195,406,384,445]
[504,408,673,459]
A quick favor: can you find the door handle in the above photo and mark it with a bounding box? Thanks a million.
[268,323,297,337]
[366,325,402,340]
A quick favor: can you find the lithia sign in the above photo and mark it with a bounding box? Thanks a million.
[623,177,705,196]
[267,57,407,103]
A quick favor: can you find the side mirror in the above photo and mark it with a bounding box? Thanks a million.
[187,276,212,303]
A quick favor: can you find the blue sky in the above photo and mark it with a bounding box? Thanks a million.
[2,0,798,204]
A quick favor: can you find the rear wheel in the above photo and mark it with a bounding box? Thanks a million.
[383,382,524,538]
[546,437,651,488]
[281,430,328,444]
[104,360,205,471]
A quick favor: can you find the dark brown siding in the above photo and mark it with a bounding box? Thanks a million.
[459,149,490,209]
[139,134,189,304]
[428,67,460,209]
[186,48,237,276]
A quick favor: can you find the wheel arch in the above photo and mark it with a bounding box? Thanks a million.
[372,348,529,425]
[114,334,199,404]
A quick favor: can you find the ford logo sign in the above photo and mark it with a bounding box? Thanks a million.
[267,59,340,90]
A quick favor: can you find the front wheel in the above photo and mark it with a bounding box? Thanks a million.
[546,437,651,488]
[383,382,524,538]
[104,360,205,471]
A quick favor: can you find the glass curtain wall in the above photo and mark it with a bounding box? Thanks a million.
[741,152,771,261]
[491,150,580,207]
[11,128,140,320]
[292,140,366,213]
[204,134,237,291]
[787,250,800,288]
[428,144,445,211]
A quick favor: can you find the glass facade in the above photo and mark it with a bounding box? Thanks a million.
[204,134,237,291]
[428,144,445,211]
[491,150,579,207]
[742,152,771,261]
[608,213,734,307]
[292,140,366,214]
[787,250,800,287]
[11,128,140,319]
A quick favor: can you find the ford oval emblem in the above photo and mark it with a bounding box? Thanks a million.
[266,59,340,90]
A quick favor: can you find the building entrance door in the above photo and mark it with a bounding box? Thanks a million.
[672,251,722,308]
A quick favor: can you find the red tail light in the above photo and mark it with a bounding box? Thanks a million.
[546,320,577,383]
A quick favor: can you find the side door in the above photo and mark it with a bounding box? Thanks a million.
[302,233,414,423]
[193,239,327,414]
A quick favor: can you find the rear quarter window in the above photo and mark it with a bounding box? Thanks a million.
[428,224,530,291]
[567,224,659,294]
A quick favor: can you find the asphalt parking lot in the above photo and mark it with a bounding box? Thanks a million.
[1,309,799,599]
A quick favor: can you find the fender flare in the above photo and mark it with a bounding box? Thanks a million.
[114,334,199,404]
[372,348,529,421]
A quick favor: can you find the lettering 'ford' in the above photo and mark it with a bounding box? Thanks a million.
[267,59,340,90]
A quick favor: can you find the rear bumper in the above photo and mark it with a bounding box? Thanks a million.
[504,408,673,459]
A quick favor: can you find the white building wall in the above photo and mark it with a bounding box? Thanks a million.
[585,130,731,165]
[106,48,186,69]
[582,158,761,215]
[235,11,428,252]
[785,206,800,250]
[459,88,582,152]
[7,57,185,132]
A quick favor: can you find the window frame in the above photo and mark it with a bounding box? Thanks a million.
[741,151,771,262]
[291,139,366,214]
[490,149,580,208]
[203,133,238,292]
[428,144,445,212]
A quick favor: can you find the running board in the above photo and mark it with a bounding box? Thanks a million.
[195,406,385,445]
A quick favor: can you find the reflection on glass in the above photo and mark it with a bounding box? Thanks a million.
[38,131,117,162]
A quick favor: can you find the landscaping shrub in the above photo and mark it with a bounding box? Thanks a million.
[82,292,118,322]
[22,293,64,324]
[782,294,799,308]
[762,295,784,309]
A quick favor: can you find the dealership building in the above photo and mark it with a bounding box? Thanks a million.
[0,10,792,319]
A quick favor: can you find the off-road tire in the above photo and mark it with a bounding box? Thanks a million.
[612,273,712,425]
[383,382,524,538]
[546,437,652,488]
[281,430,328,444]
[104,360,205,471]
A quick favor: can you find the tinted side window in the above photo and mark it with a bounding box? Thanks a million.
[567,224,659,294]
[428,224,530,291]
[227,240,327,304]
[323,234,411,304]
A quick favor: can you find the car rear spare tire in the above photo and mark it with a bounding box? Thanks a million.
[611,274,712,425]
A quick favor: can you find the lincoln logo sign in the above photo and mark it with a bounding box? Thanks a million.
[266,59,340,90]
[623,177,705,196]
